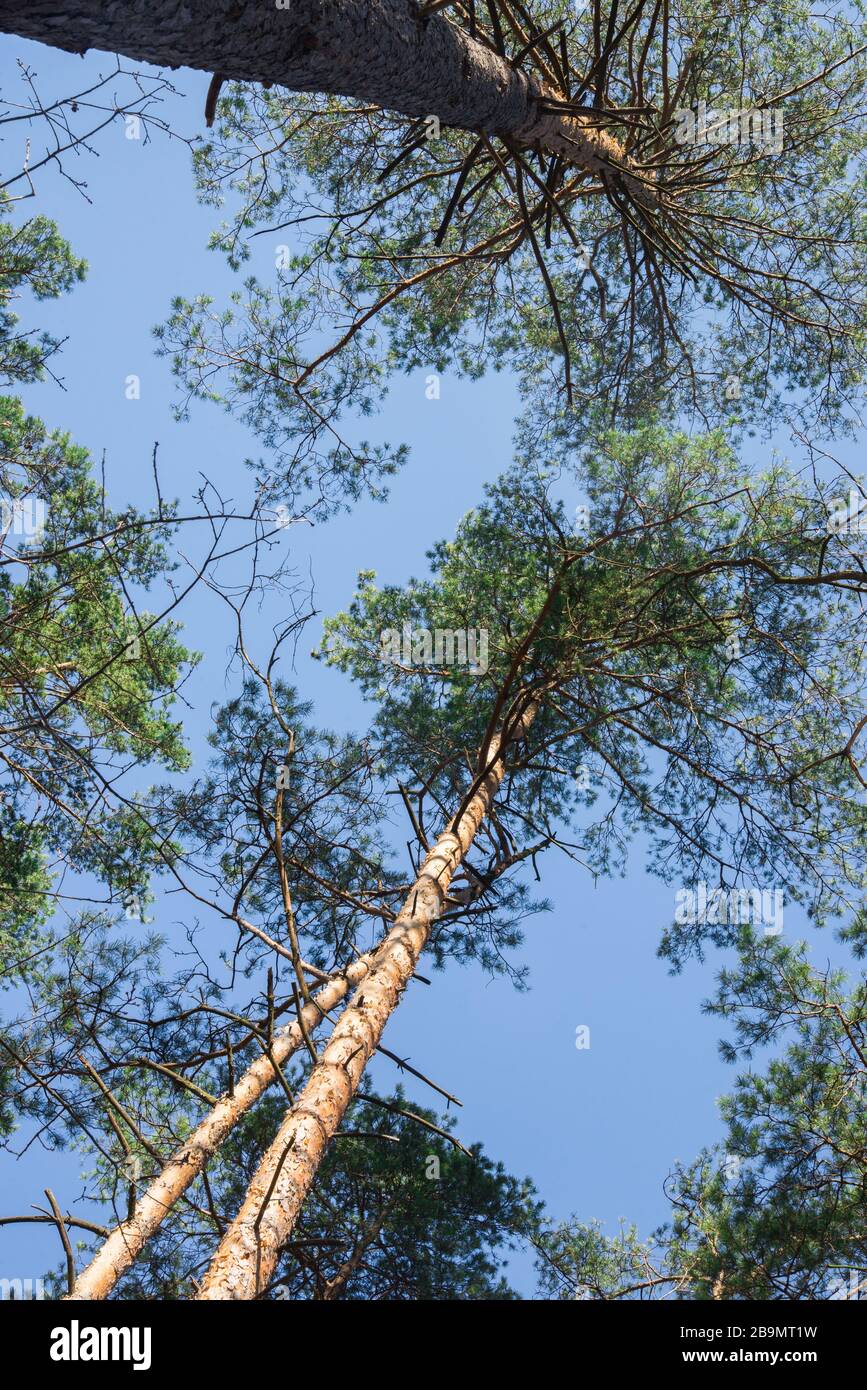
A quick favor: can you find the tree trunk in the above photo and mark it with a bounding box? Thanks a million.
[319,1201,392,1299]
[65,948,381,1300]
[196,700,537,1300]
[0,0,650,200]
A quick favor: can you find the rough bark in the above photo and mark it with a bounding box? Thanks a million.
[196,701,537,1300]
[0,0,651,200]
[65,949,380,1300]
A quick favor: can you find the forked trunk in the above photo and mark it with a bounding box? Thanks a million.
[196,702,537,1299]
[66,950,381,1300]
[0,0,651,201]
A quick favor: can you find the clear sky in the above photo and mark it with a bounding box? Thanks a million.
[1,36,855,1297]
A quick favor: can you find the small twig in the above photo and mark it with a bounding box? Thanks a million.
[355,1094,473,1155]
[375,1044,463,1107]
[254,1138,295,1297]
[200,1166,226,1236]
[44,1188,75,1294]
[0,1212,108,1238]
[292,983,320,1067]
[334,1130,400,1143]
[256,1034,295,1106]
[78,1054,162,1164]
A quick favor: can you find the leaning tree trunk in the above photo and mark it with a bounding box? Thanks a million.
[0,0,651,202]
[196,700,537,1299]
[66,948,382,1300]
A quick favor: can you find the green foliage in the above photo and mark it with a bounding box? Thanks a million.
[534,938,866,1299]
[177,0,867,484]
[3,25,865,1299]
[112,1087,539,1301]
[150,677,400,974]
[0,191,86,385]
[155,284,408,520]
[1,395,197,966]
[319,429,867,966]
[668,939,866,1299]
[534,1218,656,1300]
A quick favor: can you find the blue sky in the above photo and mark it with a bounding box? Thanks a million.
[1,36,856,1297]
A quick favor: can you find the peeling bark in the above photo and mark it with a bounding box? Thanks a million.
[196,701,537,1300]
[0,0,651,200]
[65,950,380,1300]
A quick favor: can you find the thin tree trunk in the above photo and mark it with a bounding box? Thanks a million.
[196,699,537,1300]
[319,1200,393,1300]
[0,0,651,200]
[65,949,381,1300]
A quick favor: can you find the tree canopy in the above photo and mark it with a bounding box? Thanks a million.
[0,1,865,1310]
